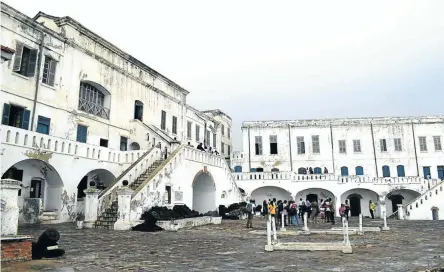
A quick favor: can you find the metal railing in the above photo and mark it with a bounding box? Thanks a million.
[78,99,110,119]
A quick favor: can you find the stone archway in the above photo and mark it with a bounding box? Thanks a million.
[296,188,335,205]
[129,142,141,151]
[1,159,63,223]
[251,186,291,203]
[76,169,116,214]
[385,189,421,215]
[192,170,216,214]
[340,188,378,218]
[431,207,439,220]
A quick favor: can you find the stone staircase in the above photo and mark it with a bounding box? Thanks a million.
[94,201,118,230]
[39,211,58,224]
[129,160,163,191]
[95,159,165,229]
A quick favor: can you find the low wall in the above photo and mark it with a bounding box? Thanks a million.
[1,236,33,262]
[156,216,222,231]
[19,198,43,224]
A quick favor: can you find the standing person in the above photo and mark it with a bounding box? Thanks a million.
[344,200,351,221]
[329,198,336,225]
[369,200,376,219]
[298,198,305,219]
[262,200,268,218]
[305,199,312,219]
[246,200,255,228]
[282,200,288,226]
[268,199,277,221]
[339,204,346,221]
[310,199,319,224]
[324,198,331,223]
[289,201,300,226]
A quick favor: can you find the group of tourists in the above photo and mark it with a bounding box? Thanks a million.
[191,142,220,156]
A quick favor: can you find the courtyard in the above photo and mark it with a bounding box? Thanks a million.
[2,218,444,272]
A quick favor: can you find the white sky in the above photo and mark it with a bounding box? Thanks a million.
[5,0,444,150]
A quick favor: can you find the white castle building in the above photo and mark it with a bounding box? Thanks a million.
[231,117,444,220]
[0,3,242,228]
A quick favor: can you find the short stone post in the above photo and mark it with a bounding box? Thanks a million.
[382,211,390,231]
[397,204,404,220]
[342,217,353,253]
[271,215,277,243]
[281,212,286,231]
[83,183,101,229]
[265,214,273,251]
[302,213,310,233]
[0,179,22,236]
[357,213,364,235]
[114,181,134,231]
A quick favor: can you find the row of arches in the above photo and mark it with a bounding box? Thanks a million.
[249,186,421,218]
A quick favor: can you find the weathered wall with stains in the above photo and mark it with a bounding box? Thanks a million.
[203,110,233,157]
[239,117,444,178]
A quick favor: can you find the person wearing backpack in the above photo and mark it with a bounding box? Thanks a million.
[246,200,256,228]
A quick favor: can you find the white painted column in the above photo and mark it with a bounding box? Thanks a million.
[358,213,364,235]
[303,213,309,232]
[382,211,390,231]
[342,217,353,253]
[265,214,273,251]
[271,215,277,242]
[397,204,404,220]
[281,212,286,231]
[114,185,134,231]
[1,179,22,236]
[83,187,101,228]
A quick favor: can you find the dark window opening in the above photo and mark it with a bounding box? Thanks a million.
[165,186,172,204]
[172,116,177,134]
[100,138,108,147]
[134,100,143,121]
[120,136,128,151]
[36,116,50,135]
[13,42,38,77]
[161,110,166,130]
[76,124,88,143]
[42,56,57,86]
[2,103,30,130]
[256,167,264,172]
[30,179,43,198]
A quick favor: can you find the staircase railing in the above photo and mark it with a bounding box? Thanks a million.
[404,179,444,218]
[97,146,161,215]
[220,158,243,203]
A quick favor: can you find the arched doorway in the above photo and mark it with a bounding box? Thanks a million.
[129,142,140,151]
[388,195,404,213]
[251,186,291,203]
[347,193,362,216]
[192,170,216,214]
[385,189,421,215]
[340,188,378,218]
[431,207,439,220]
[296,188,335,205]
[306,194,318,203]
[2,159,63,220]
[76,169,116,213]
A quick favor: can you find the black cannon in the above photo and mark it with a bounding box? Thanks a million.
[32,228,65,259]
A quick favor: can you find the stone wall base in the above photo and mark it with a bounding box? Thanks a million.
[1,236,33,262]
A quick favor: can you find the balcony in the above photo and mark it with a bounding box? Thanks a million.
[78,98,110,119]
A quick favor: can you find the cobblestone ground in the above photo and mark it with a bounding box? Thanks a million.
[2,217,444,272]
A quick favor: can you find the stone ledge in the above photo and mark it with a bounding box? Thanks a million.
[331,227,380,232]
[250,229,360,236]
[156,216,221,231]
[271,242,353,254]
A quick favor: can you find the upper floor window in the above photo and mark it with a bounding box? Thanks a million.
[161,110,166,130]
[228,128,231,139]
[213,133,216,148]
[255,136,263,155]
[13,42,38,77]
[380,139,387,152]
[172,116,177,134]
[353,140,361,153]
[76,124,88,143]
[419,136,427,152]
[433,136,442,151]
[2,103,30,130]
[228,145,231,156]
[78,82,110,119]
[297,136,305,154]
[221,142,225,153]
[196,125,200,141]
[312,135,320,154]
[339,140,346,154]
[221,124,225,136]
[42,56,57,86]
[205,130,211,147]
[394,138,402,151]
[134,100,143,121]
[187,121,192,139]
[270,135,278,155]
[36,116,50,135]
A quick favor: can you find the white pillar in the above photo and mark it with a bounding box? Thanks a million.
[281,212,286,231]
[271,215,277,242]
[358,213,364,235]
[265,214,273,251]
[83,187,101,228]
[303,213,309,232]
[342,217,353,253]
[114,185,134,231]
[382,211,390,231]
[1,179,22,236]
[397,204,404,220]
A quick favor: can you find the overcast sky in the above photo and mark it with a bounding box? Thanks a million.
[6,0,444,150]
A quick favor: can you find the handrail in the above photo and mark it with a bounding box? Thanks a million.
[99,145,157,198]
[132,144,185,197]
[400,179,444,216]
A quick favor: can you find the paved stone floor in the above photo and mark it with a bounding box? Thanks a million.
[2,217,444,272]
